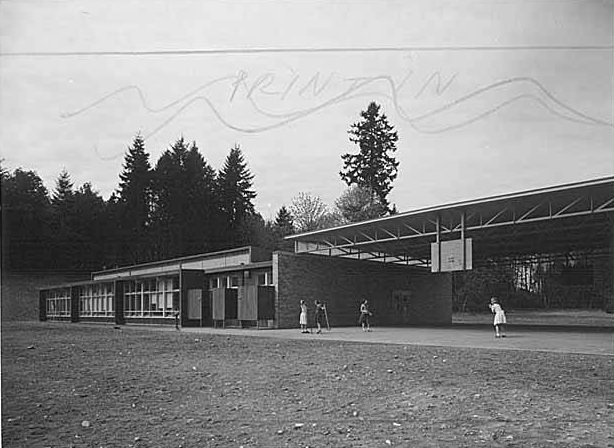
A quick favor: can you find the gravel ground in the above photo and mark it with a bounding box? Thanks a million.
[2,322,613,447]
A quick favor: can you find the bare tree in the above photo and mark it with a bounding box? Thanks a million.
[289,192,338,233]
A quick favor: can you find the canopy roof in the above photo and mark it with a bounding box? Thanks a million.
[285,177,614,267]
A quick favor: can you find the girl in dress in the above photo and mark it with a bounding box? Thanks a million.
[489,297,506,338]
[299,300,308,333]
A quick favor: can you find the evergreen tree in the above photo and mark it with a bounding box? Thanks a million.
[151,137,221,258]
[340,102,399,213]
[217,144,256,247]
[72,182,107,270]
[1,167,52,270]
[116,134,153,265]
[274,206,294,236]
[152,137,191,258]
[51,169,74,206]
[49,169,79,270]
[184,143,220,252]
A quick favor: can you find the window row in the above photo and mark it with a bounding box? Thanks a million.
[45,289,71,317]
[208,270,273,289]
[79,283,114,316]
[122,276,179,318]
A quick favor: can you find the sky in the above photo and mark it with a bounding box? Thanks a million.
[1,0,613,220]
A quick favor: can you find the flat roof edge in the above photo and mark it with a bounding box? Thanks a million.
[285,176,614,240]
[92,246,256,276]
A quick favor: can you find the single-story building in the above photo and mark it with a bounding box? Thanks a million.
[39,246,452,329]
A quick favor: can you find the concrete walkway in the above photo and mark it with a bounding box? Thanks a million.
[172,325,614,356]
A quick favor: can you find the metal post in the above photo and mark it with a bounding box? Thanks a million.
[461,211,466,271]
[436,215,441,273]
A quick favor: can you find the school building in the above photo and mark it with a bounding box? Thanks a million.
[39,177,614,328]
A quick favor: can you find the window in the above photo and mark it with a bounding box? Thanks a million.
[256,270,273,286]
[122,276,179,318]
[230,275,240,288]
[209,277,219,289]
[79,283,114,317]
[46,288,71,318]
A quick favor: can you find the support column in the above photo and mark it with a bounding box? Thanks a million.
[435,215,441,273]
[461,211,466,271]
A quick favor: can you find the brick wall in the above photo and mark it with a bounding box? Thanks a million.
[273,252,452,329]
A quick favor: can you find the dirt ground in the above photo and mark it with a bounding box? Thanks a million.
[2,322,613,448]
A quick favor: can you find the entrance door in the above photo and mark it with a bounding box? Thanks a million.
[187,289,202,320]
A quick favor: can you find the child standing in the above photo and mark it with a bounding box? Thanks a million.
[314,300,326,334]
[489,297,506,338]
[299,300,308,333]
[359,299,373,332]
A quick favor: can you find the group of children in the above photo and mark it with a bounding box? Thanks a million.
[300,297,507,338]
[299,299,373,333]
[299,299,328,334]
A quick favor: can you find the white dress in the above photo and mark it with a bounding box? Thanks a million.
[489,303,506,325]
[299,305,307,325]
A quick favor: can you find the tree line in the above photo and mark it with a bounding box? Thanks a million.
[2,102,401,273]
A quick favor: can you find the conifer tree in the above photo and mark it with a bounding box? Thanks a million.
[340,102,399,213]
[152,137,191,258]
[116,134,153,264]
[73,182,107,270]
[217,144,256,247]
[50,169,79,270]
[1,168,51,270]
[274,206,294,236]
[152,137,221,258]
[184,143,220,252]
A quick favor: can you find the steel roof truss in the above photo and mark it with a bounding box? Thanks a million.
[358,231,376,242]
[553,196,583,217]
[516,202,543,222]
[380,227,399,239]
[595,197,614,212]
[403,223,426,236]
[483,206,509,227]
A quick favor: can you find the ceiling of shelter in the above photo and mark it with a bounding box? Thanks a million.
[286,177,614,266]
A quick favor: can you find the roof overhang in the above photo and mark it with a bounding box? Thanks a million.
[285,177,614,267]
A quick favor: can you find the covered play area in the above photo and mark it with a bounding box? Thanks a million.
[283,176,614,323]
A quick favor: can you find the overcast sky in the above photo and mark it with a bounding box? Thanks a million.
[1,0,612,219]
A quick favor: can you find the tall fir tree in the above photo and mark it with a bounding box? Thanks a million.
[340,102,399,213]
[217,144,256,247]
[274,206,294,236]
[1,168,52,270]
[116,134,153,265]
[152,137,190,258]
[151,137,221,258]
[50,169,79,270]
[184,143,220,253]
[72,183,107,270]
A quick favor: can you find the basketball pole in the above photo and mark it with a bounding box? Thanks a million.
[324,305,331,331]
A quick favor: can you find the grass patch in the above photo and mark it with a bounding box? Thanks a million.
[454,309,614,328]
[2,322,613,447]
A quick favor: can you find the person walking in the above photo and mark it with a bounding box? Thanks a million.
[359,299,372,332]
[299,300,309,333]
[489,297,507,338]
[314,300,326,334]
